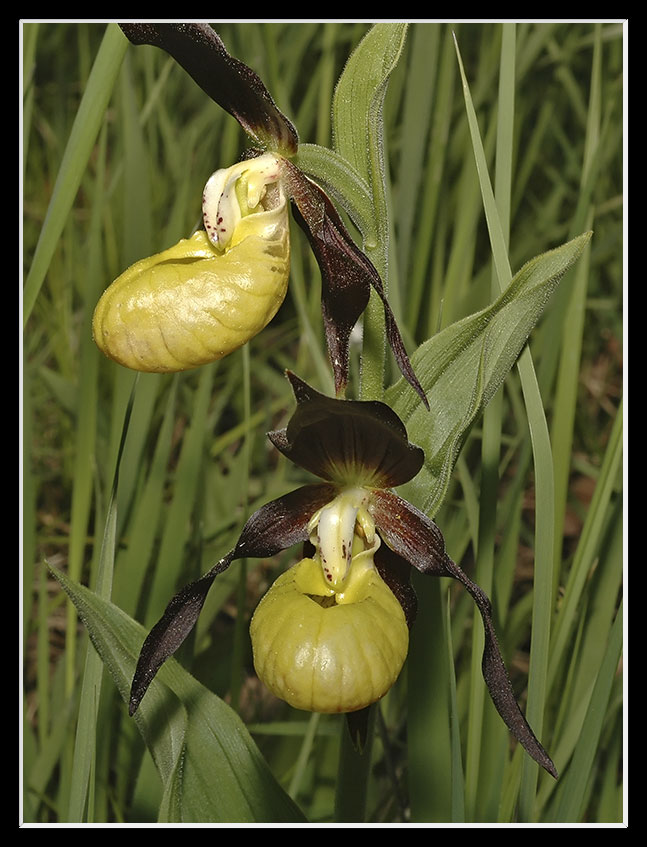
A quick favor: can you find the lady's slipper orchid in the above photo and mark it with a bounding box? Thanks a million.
[106,23,427,405]
[93,152,290,372]
[129,371,557,779]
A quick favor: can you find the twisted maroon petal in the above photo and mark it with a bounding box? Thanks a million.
[281,161,427,406]
[129,482,335,715]
[370,488,558,779]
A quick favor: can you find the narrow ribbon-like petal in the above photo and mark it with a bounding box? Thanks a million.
[233,483,337,559]
[370,488,558,779]
[119,23,298,155]
[129,482,336,715]
[280,160,428,406]
[129,552,235,716]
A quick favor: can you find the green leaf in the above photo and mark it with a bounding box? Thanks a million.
[385,232,592,517]
[332,22,407,218]
[23,23,128,327]
[331,22,409,404]
[293,142,374,238]
[50,567,307,824]
[551,601,623,822]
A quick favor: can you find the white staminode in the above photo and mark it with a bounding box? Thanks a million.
[202,152,283,250]
[308,487,374,589]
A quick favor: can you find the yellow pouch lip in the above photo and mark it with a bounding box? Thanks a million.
[131,230,218,267]
[92,221,290,373]
[93,151,291,374]
[250,554,409,714]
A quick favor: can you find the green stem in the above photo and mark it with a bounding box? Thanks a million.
[332,23,407,819]
[359,276,387,403]
[359,134,390,404]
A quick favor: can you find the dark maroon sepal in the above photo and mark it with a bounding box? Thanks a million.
[129,482,336,715]
[370,488,558,779]
[119,23,298,155]
[268,371,424,488]
[280,161,428,407]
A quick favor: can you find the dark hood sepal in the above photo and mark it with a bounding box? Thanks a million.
[119,23,299,156]
[268,371,424,488]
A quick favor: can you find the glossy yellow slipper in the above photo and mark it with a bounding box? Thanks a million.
[92,153,290,372]
[250,536,409,714]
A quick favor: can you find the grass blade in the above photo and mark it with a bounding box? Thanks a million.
[23,23,127,325]
[465,23,515,821]
[551,602,623,822]
[453,30,557,819]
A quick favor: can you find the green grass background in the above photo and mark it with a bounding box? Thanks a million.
[22,21,624,824]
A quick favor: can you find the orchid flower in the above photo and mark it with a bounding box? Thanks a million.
[92,22,426,405]
[129,371,557,779]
